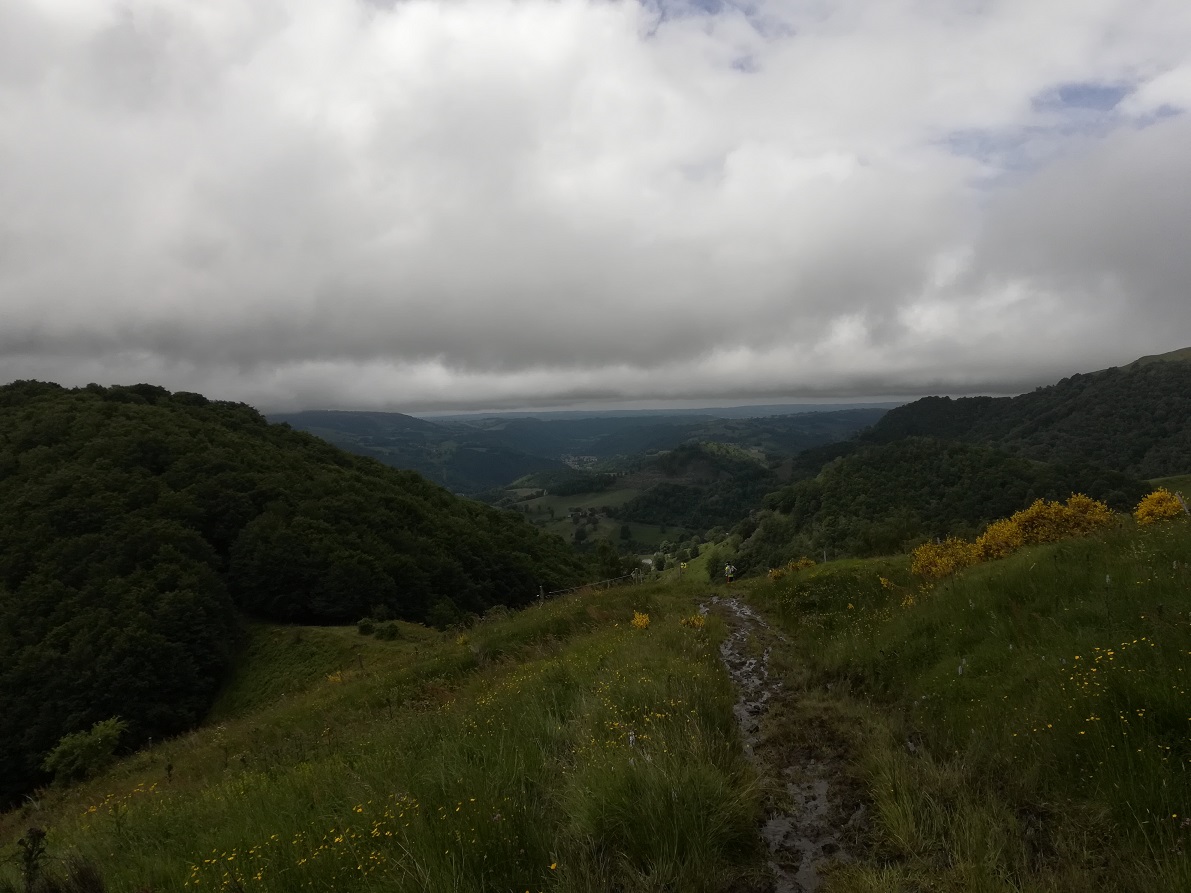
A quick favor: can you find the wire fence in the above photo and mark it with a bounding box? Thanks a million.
[541,571,642,600]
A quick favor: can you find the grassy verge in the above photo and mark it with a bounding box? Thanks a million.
[1,582,760,893]
[1150,473,1191,495]
[747,518,1191,892]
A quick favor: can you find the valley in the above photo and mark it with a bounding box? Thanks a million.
[2,351,1190,892]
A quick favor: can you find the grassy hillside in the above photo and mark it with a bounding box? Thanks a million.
[748,514,1191,891]
[1132,345,1191,365]
[3,514,1187,891]
[0,582,760,893]
[1150,472,1191,495]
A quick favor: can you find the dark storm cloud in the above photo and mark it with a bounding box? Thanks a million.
[1,0,1190,410]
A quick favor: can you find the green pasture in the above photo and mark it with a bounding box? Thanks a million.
[519,487,642,513]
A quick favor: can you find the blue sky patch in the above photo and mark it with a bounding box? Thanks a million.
[1034,81,1131,112]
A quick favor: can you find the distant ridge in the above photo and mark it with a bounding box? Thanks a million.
[1130,345,1191,366]
[425,402,904,422]
[866,356,1191,478]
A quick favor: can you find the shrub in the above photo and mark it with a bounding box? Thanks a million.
[374,622,401,641]
[483,604,511,622]
[41,718,127,786]
[974,518,1025,561]
[769,557,815,581]
[631,611,650,630]
[1063,493,1116,534]
[1134,488,1186,525]
[356,618,375,636]
[1012,498,1074,545]
[426,598,462,631]
[910,538,979,581]
[919,495,1116,581]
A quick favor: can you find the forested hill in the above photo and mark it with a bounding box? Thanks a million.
[733,437,1149,572]
[0,381,587,804]
[268,409,568,494]
[272,407,890,495]
[866,357,1191,477]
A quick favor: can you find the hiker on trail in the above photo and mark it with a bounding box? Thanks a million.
[724,563,736,584]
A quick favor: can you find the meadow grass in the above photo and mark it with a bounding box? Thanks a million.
[1,581,760,893]
[1149,472,1191,496]
[208,621,438,721]
[749,517,1191,891]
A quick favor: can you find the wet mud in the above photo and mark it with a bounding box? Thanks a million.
[705,595,860,893]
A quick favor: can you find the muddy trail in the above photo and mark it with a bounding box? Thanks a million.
[704,595,866,893]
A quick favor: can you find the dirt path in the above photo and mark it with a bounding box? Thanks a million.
[704,595,864,893]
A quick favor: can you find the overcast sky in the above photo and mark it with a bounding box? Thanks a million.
[2,0,1190,411]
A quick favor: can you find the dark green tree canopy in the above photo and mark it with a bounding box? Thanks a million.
[0,380,587,804]
[735,438,1148,573]
[866,361,1191,477]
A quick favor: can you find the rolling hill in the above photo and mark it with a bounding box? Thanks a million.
[0,380,587,804]
[865,354,1191,477]
[271,407,890,496]
[725,352,1187,566]
[268,409,568,493]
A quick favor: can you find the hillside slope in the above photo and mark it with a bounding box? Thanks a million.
[734,437,1147,569]
[867,359,1191,477]
[0,582,758,893]
[747,514,1191,891]
[0,381,586,804]
[4,518,1188,892]
[269,409,567,494]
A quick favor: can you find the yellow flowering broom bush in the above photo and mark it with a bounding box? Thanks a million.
[973,517,1025,561]
[915,494,1116,581]
[910,538,980,581]
[1134,488,1185,525]
[768,556,816,581]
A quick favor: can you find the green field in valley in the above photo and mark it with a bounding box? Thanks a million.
[520,488,643,512]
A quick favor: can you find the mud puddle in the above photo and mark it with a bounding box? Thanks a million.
[704,596,860,893]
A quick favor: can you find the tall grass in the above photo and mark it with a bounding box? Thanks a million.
[750,517,1191,891]
[1,582,759,893]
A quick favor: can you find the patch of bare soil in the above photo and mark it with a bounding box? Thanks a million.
[705,595,865,893]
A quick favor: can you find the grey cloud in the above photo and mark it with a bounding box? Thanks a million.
[1,0,1190,411]
[970,113,1191,353]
